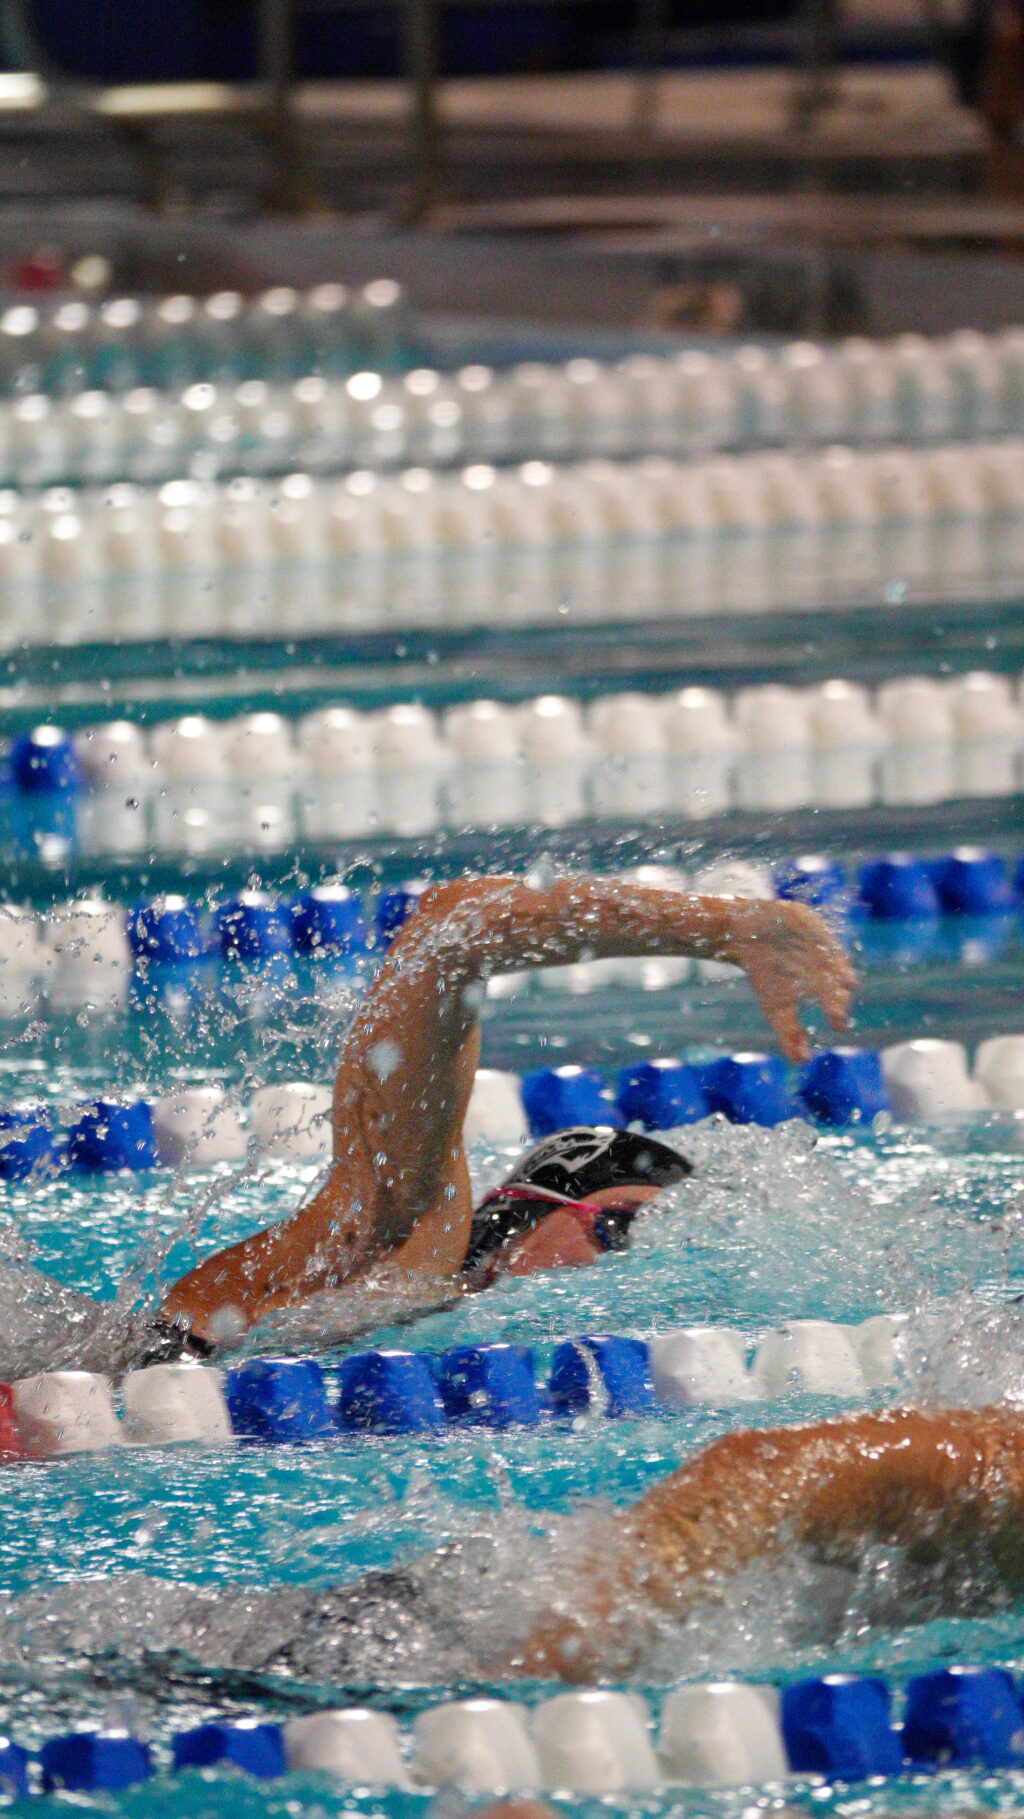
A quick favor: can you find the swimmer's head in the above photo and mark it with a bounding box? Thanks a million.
[465,1126,692,1275]
[503,1125,692,1203]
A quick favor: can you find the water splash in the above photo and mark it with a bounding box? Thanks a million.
[1,1113,1024,1380]
[1,1486,1022,1699]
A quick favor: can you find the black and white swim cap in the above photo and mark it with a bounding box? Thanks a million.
[505,1125,691,1202]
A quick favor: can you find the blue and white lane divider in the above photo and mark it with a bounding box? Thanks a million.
[7,1666,1024,1795]
[476,1035,1024,1133]
[2,848,1023,1022]
[0,1082,336,1177]
[3,1029,1024,1183]
[1,1315,904,1459]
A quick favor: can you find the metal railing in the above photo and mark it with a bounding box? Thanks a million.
[0,0,954,224]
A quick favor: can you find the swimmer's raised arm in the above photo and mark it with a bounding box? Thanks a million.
[331,875,852,1249]
[511,1406,1024,1680]
[370,874,854,1058]
[161,877,853,1340]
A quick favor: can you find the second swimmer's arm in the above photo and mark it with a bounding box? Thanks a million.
[510,1407,1024,1680]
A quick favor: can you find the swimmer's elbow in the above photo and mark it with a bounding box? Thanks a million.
[417,880,488,916]
[392,877,516,970]
[415,879,512,926]
[673,1423,794,1491]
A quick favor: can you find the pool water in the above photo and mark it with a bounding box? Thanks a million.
[2,307,1024,1814]
[3,1096,1024,1813]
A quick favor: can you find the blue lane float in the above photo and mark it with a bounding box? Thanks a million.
[40,1731,153,1794]
[0,1109,58,1181]
[548,1336,655,1418]
[224,1357,337,1443]
[857,855,941,920]
[616,1059,710,1129]
[215,891,293,961]
[774,854,849,910]
[930,849,1015,915]
[780,1675,904,1781]
[434,1343,543,1428]
[799,1048,889,1127]
[376,879,431,945]
[66,1100,157,1172]
[702,1053,801,1127]
[172,1722,287,1780]
[521,1063,622,1137]
[0,1739,29,1799]
[127,895,207,962]
[337,1349,444,1434]
[291,883,368,958]
[902,1666,1024,1770]
[9,726,82,795]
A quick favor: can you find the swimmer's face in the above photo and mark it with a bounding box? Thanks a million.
[500,1183,663,1276]
[585,1183,664,1257]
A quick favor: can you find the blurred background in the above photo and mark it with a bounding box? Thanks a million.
[0,0,1020,333]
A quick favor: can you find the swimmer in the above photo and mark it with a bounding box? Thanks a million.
[144,874,853,1360]
[15,1406,1024,1687]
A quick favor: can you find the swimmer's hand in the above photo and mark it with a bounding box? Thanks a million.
[724,899,855,1063]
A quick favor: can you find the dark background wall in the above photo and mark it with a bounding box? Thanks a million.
[25,0,850,86]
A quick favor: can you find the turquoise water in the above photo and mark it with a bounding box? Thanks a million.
[2,1095,1024,1815]
[3,297,1024,1810]
[1,593,1022,1808]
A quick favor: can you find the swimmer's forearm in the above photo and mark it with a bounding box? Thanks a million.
[617,1409,1024,1610]
[159,1174,366,1338]
[160,1160,472,1341]
[373,877,851,1067]
[393,878,753,979]
[159,1229,299,1337]
[509,1427,802,1680]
